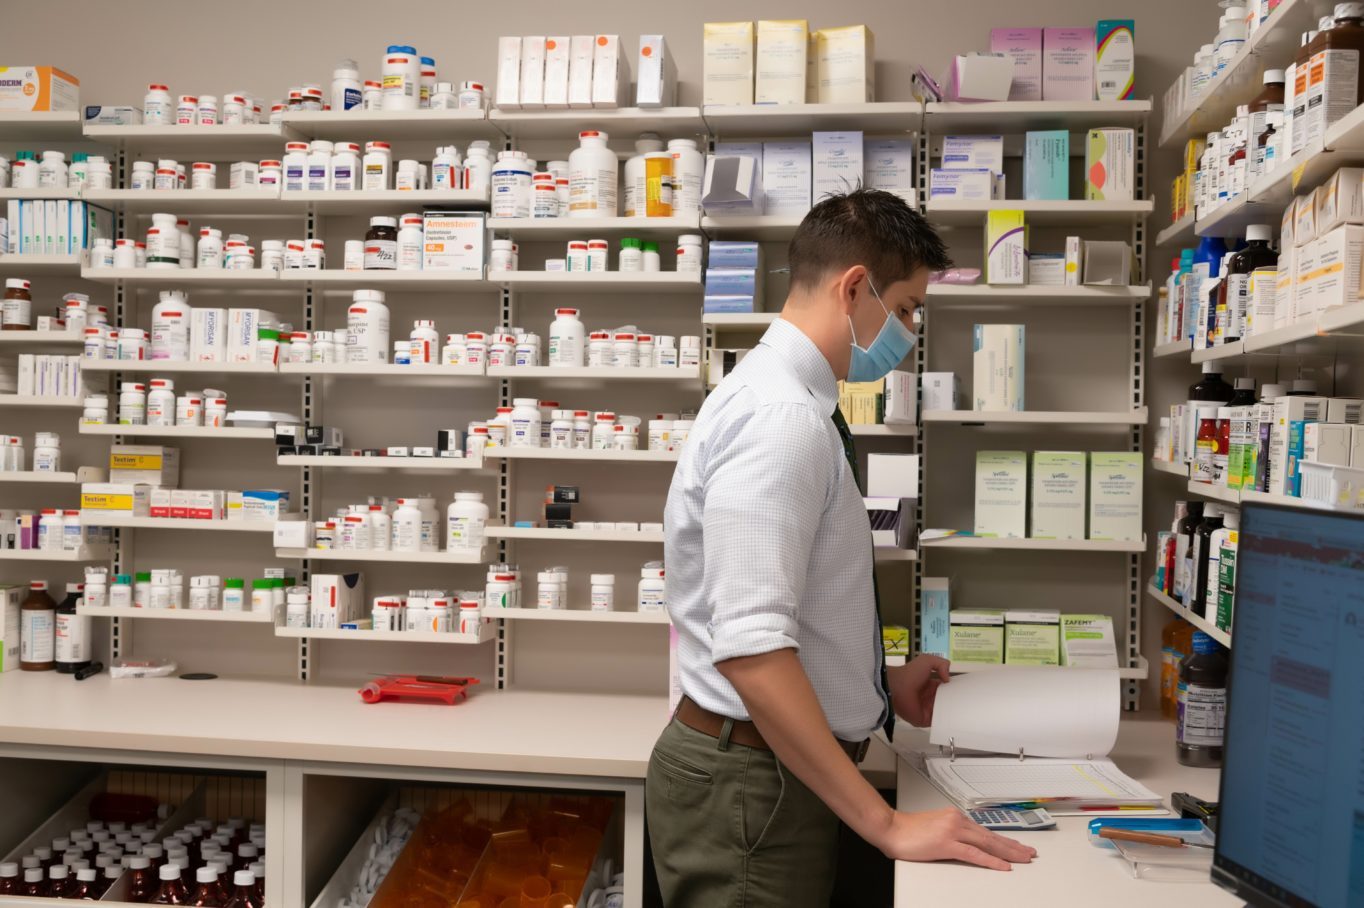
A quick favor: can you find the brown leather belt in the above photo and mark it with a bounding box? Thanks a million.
[674,696,870,763]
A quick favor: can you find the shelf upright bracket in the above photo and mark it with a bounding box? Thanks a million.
[495,130,515,691]
[297,202,317,683]
[109,142,130,662]
[1124,116,1151,711]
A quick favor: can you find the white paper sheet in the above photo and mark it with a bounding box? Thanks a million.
[928,667,1120,758]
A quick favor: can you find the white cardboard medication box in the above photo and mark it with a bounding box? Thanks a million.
[864,139,915,204]
[972,324,1025,411]
[761,142,812,216]
[240,489,294,522]
[1313,168,1364,234]
[518,36,547,108]
[1031,451,1087,540]
[756,20,808,105]
[883,370,917,425]
[704,22,755,105]
[929,169,996,201]
[1060,614,1118,668]
[867,453,920,498]
[812,132,863,202]
[941,135,1004,174]
[422,212,485,272]
[310,573,364,629]
[814,25,874,103]
[975,450,1028,538]
[543,36,571,108]
[109,445,180,488]
[0,66,79,111]
[1088,452,1142,541]
[0,585,20,672]
[190,308,227,362]
[591,34,628,108]
[636,35,677,108]
[568,35,595,109]
[494,37,523,110]
[921,372,959,411]
[1298,224,1364,317]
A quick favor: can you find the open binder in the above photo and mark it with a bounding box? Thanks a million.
[919,668,1166,816]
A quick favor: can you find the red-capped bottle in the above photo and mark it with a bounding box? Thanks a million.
[150,864,189,905]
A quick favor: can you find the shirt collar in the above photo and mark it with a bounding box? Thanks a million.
[759,317,839,416]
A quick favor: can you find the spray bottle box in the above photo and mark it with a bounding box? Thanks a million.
[972,324,1025,411]
[975,450,1028,538]
[494,37,523,110]
[1088,452,1142,541]
[704,22,755,105]
[990,28,1043,101]
[1095,20,1136,101]
[1030,451,1087,540]
[542,37,571,108]
[0,585,19,672]
[756,20,809,105]
[636,35,678,108]
[985,210,1028,284]
[814,25,875,103]
[920,577,951,657]
[1024,130,1069,200]
[1043,27,1096,101]
[591,34,629,108]
[1085,128,1135,200]
[568,35,596,109]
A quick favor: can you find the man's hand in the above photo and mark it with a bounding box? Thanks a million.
[874,808,1037,871]
[887,655,951,727]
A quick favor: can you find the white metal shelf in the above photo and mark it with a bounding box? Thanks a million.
[0,254,83,274]
[1145,585,1231,648]
[700,214,802,240]
[0,395,85,409]
[1155,213,1195,248]
[273,623,495,644]
[275,548,486,565]
[925,284,1150,306]
[491,107,706,140]
[1187,479,1243,506]
[279,189,489,214]
[0,545,112,562]
[277,269,490,289]
[920,535,1146,553]
[281,109,502,141]
[873,548,918,562]
[0,110,83,142]
[0,470,83,484]
[1183,478,1344,513]
[277,455,489,471]
[495,272,701,292]
[0,188,81,201]
[488,526,665,544]
[278,362,487,378]
[486,365,700,382]
[82,123,297,157]
[701,312,776,330]
[483,447,680,463]
[1150,458,1187,477]
[79,514,278,532]
[81,360,280,374]
[81,189,297,215]
[848,424,916,437]
[76,606,274,623]
[1185,301,1364,364]
[702,102,920,137]
[80,267,284,287]
[492,607,670,625]
[487,215,699,239]
[924,100,1151,133]
[952,656,1149,681]
[0,330,82,346]
[79,424,274,440]
[922,409,1147,426]
[1153,339,1189,359]
[925,199,1154,227]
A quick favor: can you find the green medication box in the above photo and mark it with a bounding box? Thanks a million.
[949,609,1004,664]
[1004,609,1060,665]
[1060,614,1118,668]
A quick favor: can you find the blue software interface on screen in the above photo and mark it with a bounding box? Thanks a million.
[1218,506,1364,908]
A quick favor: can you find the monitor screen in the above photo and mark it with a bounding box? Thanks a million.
[1214,504,1364,908]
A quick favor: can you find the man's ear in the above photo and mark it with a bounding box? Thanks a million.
[833,264,868,317]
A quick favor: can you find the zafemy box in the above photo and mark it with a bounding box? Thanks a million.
[975,450,1028,538]
[542,36,571,108]
[518,36,546,108]
[1060,615,1118,667]
[990,28,1043,101]
[591,34,628,108]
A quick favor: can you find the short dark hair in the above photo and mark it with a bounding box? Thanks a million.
[788,188,951,292]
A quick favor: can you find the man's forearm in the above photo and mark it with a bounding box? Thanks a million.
[717,648,893,846]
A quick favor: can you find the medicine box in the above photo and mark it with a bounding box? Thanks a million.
[990,28,1043,101]
[422,212,485,272]
[1088,452,1142,541]
[941,135,1004,175]
[568,35,595,109]
[704,268,760,299]
[1065,236,1083,285]
[761,142,812,215]
[1304,422,1353,467]
[1043,28,1096,101]
[1095,20,1136,101]
[864,139,916,205]
[813,131,863,203]
[543,36,571,108]
[702,152,764,214]
[883,371,917,426]
[1312,168,1364,234]
[1085,128,1135,200]
[636,35,677,108]
[949,610,1005,664]
[707,241,762,270]
[227,308,276,363]
[83,105,141,125]
[1005,610,1061,665]
[814,25,874,103]
[109,445,179,489]
[921,372,959,411]
[756,20,808,105]
[1028,254,1065,285]
[948,54,1015,102]
[80,482,151,517]
[310,573,364,629]
[920,577,951,657]
[703,21,755,105]
[150,488,172,518]
[985,210,1027,284]
[240,489,293,522]
[975,451,1028,538]
[972,324,1025,411]
[1352,425,1364,467]
[1031,451,1087,540]
[0,585,19,672]
[494,36,523,110]
[0,66,79,111]
[1269,396,1326,495]
[1060,614,1118,668]
[867,453,919,499]
[882,624,910,658]
[591,34,628,109]
[190,308,227,362]
[1327,398,1364,424]
[1024,130,1069,200]
[929,169,996,201]
[229,162,258,190]
[1298,224,1364,316]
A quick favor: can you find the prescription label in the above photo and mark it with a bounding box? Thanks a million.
[1176,682,1226,746]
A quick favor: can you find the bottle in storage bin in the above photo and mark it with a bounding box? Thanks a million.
[569,131,618,217]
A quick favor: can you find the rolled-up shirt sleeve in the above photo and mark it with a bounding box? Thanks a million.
[702,401,833,664]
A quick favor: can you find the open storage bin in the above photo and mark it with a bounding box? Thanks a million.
[310,783,623,908]
[1298,461,1364,511]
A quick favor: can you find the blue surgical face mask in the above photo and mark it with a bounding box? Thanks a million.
[847,277,917,383]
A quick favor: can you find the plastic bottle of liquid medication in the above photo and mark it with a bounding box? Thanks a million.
[54,583,91,674]
[1176,631,1228,767]
[20,581,57,671]
[569,131,618,217]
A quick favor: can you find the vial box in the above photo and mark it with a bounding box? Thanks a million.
[703,21,756,105]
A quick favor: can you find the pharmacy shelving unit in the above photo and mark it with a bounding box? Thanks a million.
[916,100,1155,706]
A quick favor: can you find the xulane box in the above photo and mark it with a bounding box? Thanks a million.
[950,610,1005,664]
[1005,610,1061,665]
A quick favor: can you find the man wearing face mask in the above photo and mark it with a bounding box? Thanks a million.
[649,189,1036,906]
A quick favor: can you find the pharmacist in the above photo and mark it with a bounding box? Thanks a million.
[651,189,1035,906]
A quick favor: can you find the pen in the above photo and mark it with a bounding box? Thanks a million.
[1079,805,1149,811]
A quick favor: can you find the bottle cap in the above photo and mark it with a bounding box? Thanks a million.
[197,867,218,884]
[234,870,255,886]
[159,864,180,881]
[1245,224,1273,242]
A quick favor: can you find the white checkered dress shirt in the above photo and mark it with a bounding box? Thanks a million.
[664,317,887,741]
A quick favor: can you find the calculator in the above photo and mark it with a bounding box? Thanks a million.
[967,807,1056,830]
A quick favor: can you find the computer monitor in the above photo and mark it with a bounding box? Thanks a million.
[1213,503,1364,908]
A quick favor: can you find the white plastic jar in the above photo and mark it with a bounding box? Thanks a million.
[509,398,541,447]
[668,139,705,218]
[487,406,513,447]
[546,308,585,366]
[430,82,457,110]
[532,178,559,218]
[146,379,175,426]
[175,394,203,427]
[330,143,361,191]
[586,331,611,367]
[153,159,178,191]
[670,419,693,450]
[86,156,113,191]
[487,334,515,367]
[491,151,532,218]
[89,237,115,268]
[612,423,639,451]
[118,382,147,425]
[176,218,194,270]
[648,419,674,451]
[591,412,617,449]
[282,142,309,191]
[514,333,540,367]
[676,235,703,273]
[146,214,180,269]
[590,574,616,612]
[37,151,67,188]
[537,572,565,610]
[389,499,421,551]
[306,140,333,191]
[638,564,666,611]
[362,142,392,190]
[680,335,702,367]
[83,394,109,426]
[130,160,155,190]
[458,80,486,110]
[549,410,574,448]
[331,58,362,111]
[261,239,284,272]
[624,134,665,217]
[32,432,61,472]
[489,239,516,272]
[566,240,589,272]
[432,145,460,188]
[409,319,438,363]
[347,289,390,363]
[395,159,422,191]
[618,238,643,271]
[464,331,488,366]
[258,159,283,191]
[150,290,189,359]
[197,228,223,269]
[38,509,63,551]
[654,335,678,367]
[397,214,424,270]
[446,492,488,552]
[465,423,490,456]
[363,80,383,110]
[569,130,618,217]
[637,334,655,365]
[196,95,219,126]
[442,333,467,365]
[612,332,638,367]
[144,84,173,124]
[204,396,227,428]
[382,45,421,110]
[222,94,247,125]
[587,239,609,272]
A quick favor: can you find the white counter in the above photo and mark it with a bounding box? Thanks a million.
[893,713,1241,907]
[0,671,668,778]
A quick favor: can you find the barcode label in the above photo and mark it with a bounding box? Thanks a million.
[1101,81,1117,88]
